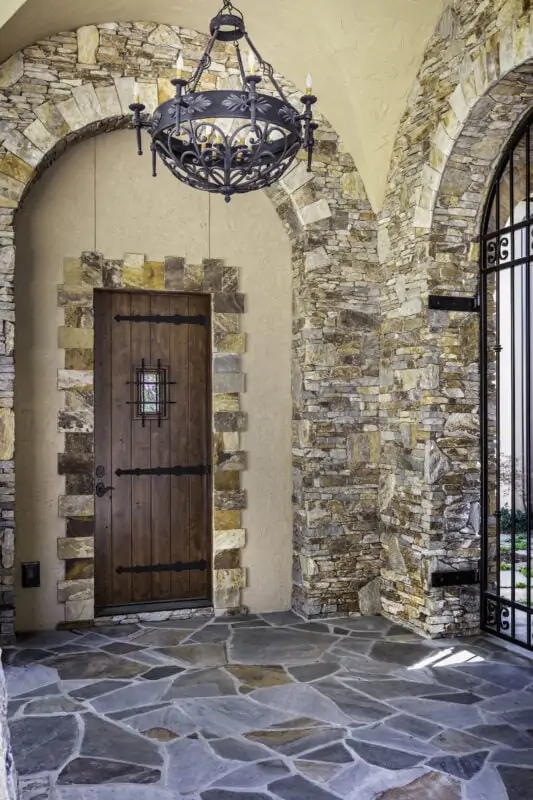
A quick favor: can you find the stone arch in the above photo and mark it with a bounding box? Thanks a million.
[0,21,379,642]
[378,0,533,639]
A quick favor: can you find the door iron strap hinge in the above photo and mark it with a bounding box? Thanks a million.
[114,313,207,326]
[116,559,208,575]
[115,464,209,477]
[428,295,480,312]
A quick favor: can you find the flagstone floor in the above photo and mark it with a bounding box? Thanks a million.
[5,612,533,800]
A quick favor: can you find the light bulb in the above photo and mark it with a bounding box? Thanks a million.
[247,50,256,75]
[306,74,313,94]
[133,80,140,103]
[176,53,185,78]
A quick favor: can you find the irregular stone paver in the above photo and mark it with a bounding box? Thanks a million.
[429,729,493,754]
[164,667,237,699]
[245,727,343,756]
[294,760,344,783]
[68,680,131,700]
[24,696,84,714]
[269,774,341,799]
[215,758,290,787]
[167,737,230,793]
[57,757,161,785]
[227,665,293,689]
[373,770,461,799]
[10,715,78,774]
[42,651,145,680]
[7,615,533,799]
[81,713,163,766]
[386,714,442,740]
[346,740,422,770]
[426,751,489,780]
[159,643,227,667]
[470,723,533,749]
[209,736,272,762]
[249,683,352,725]
[496,765,533,799]
[230,628,336,665]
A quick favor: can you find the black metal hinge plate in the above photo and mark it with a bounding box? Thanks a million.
[114,314,207,326]
[432,569,480,587]
[116,559,208,575]
[428,295,480,312]
[116,464,208,477]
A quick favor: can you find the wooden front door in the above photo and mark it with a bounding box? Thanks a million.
[94,290,211,614]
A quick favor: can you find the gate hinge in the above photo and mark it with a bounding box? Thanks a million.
[428,294,480,312]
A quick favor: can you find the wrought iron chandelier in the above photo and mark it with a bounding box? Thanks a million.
[129,0,318,202]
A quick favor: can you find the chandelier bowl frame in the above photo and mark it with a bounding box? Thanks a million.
[129,1,317,202]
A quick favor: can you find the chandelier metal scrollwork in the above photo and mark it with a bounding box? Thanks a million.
[129,0,318,202]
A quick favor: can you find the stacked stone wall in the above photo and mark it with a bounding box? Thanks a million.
[380,0,533,636]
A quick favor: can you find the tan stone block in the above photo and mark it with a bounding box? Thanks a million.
[95,85,122,118]
[0,409,14,460]
[2,131,43,168]
[57,286,93,307]
[215,471,240,491]
[72,84,104,124]
[148,24,182,48]
[35,101,71,139]
[213,373,245,393]
[297,199,332,226]
[0,53,23,88]
[65,599,94,622]
[57,98,85,132]
[214,528,246,553]
[0,153,34,184]
[24,119,57,153]
[58,327,94,349]
[0,174,24,209]
[138,82,159,114]
[214,510,241,530]
[213,314,240,334]
[349,431,380,466]
[281,161,314,194]
[213,394,240,412]
[58,536,95,560]
[184,263,203,290]
[59,495,94,518]
[63,257,82,285]
[77,26,100,65]
[342,170,366,200]
[65,349,94,370]
[114,77,135,115]
[214,334,246,354]
[214,567,246,591]
[214,587,241,611]
[57,578,94,603]
[58,370,93,390]
[143,261,164,290]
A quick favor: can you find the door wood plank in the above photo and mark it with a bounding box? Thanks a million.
[149,293,172,601]
[110,291,133,604]
[169,293,191,600]
[188,293,211,600]
[130,292,152,603]
[94,291,113,610]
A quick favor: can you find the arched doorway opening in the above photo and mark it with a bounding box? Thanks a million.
[481,110,533,649]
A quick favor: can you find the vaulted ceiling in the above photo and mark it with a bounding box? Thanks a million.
[0,0,450,210]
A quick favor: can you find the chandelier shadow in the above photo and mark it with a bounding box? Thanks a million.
[129,1,317,202]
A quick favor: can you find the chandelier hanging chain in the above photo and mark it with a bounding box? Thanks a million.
[129,0,317,202]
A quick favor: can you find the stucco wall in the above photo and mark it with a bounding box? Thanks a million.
[14,129,293,631]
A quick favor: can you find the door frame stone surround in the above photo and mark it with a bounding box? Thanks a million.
[0,20,379,643]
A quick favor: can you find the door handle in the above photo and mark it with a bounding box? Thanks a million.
[95,482,114,498]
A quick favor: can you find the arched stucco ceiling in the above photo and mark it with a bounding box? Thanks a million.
[0,0,450,211]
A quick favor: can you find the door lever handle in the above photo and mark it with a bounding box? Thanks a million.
[95,482,114,498]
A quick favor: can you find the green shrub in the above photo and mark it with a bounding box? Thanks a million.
[501,563,511,571]
[499,506,530,534]
[516,581,527,589]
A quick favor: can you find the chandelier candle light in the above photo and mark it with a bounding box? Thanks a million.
[129,0,318,202]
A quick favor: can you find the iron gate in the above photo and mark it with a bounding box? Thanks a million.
[481,111,533,649]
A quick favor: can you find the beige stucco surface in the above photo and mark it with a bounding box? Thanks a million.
[15,129,292,631]
[0,0,449,212]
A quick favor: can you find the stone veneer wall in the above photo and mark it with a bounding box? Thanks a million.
[0,20,379,642]
[379,0,533,637]
[56,251,248,623]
